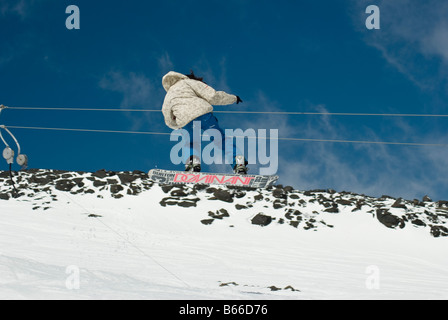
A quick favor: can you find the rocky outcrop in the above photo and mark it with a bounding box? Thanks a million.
[1,169,447,237]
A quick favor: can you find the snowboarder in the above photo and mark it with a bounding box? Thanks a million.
[161,70,248,174]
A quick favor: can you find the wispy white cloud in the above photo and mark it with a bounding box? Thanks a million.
[99,71,155,108]
[235,92,447,199]
[306,115,448,199]
[1,0,26,17]
[99,71,165,131]
[350,0,448,94]
[422,22,448,62]
[272,104,365,193]
[340,0,448,198]
[0,0,38,19]
[157,52,174,75]
[97,54,233,135]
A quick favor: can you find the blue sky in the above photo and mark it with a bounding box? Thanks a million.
[1,0,447,200]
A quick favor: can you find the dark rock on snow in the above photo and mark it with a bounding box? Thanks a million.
[0,169,447,238]
[251,213,272,226]
[212,189,233,203]
[376,209,403,229]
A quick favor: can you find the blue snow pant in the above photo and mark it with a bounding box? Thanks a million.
[181,112,244,168]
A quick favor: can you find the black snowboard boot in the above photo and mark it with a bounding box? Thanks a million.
[185,155,201,172]
[233,155,248,174]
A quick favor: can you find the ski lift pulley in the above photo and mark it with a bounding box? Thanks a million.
[0,104,28,168]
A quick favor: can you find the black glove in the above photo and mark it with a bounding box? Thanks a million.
[236,96,243,104]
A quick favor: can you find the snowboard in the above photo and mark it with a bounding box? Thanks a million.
[148,169,279,188]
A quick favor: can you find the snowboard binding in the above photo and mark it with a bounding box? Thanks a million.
[185,155,248,175]
[185,155,201,172]
[233,155,248,175]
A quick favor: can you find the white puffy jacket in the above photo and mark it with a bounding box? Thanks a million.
[161,71,237,129]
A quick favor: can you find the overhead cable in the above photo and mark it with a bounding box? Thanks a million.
[5,106,448,118]
[7,125,448,147]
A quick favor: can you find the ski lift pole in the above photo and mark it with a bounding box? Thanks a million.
[0,104,28,168]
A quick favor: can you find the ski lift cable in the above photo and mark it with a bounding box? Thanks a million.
[6,125,448,147]
[4,105,448,118]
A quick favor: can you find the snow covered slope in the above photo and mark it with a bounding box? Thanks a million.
[1,169,447,299]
